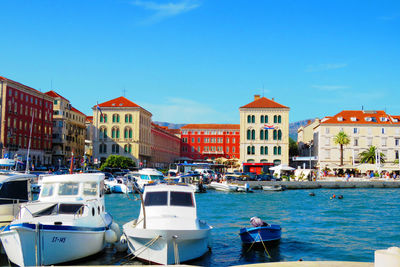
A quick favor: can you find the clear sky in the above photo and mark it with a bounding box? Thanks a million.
[1,0,399,124]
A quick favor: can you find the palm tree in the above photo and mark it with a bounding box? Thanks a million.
[333,131,350,166]
[359,146,385,164]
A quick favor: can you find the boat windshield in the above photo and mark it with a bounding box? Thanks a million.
[170,191,194,207]
[58,182,79,196]
[150,175,164,181]
[144,191,168,206]
[83,182,98,196]
[41,183,55,197]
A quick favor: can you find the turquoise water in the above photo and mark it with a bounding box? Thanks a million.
[2,189,400,266]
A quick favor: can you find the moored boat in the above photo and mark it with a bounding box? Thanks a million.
[0,173,118,266]
[209,181,238,192]
[239,224,282,245]
[130,168,165,191]
[262,185,284,191]
[123,183,212,265]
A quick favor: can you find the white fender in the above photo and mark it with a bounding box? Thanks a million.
[110,222,121,240]
[105,229,118,243]
[115,235,128,252]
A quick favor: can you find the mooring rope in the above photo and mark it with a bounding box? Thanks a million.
[128,235,161,261]
[173,237,180,264]
[258,232,272,259]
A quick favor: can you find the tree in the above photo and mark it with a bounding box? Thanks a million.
[100,155,136,170]
[333,131,350,166]
[359,146,385,164]
[289,137,299,157]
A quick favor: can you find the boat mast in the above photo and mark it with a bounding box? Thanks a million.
[25,110,35,174]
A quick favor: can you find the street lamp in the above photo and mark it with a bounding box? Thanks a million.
[308,141,313,169]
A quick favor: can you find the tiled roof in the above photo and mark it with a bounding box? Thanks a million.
[86,116,93,123]
[0,76,49,96]
[181,124,240,130]
[71,106,86,117]
[45,90,69,102]
[321,110,400,125]
[96,96,140,108]
[240,97,289,109]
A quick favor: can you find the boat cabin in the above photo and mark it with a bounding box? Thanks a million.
[139,184,198,229]
[39,173,105,203]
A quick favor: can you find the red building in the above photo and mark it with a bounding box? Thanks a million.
[150,123,181,168]
[180,124,240,160]
[0,76,54,167]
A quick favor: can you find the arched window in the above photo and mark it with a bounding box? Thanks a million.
[278,130,282,140]
[112,114,120,123]
[273,130,277,140]
[111,128,116,138]
[125,114,128,123]
[264,146,268,155]
[100,114,107,123]
[278,146,281,155]
[99,144,107,153]
[265,130,268,140]
[273,146,277,155]
[260,116,264,123]
[260,130,264,140]
[112,144,120,154]
[251,130,255,140]
[265,115,268,123]
[260,146,264,155]
[100,127,107,139]
[247,146,251,155]
[251,146,255,155]
[251,115,255,123]
[124,127,133,139]
[273,115,277,123]
[247,115,251,123]
[247,129,251,140]
[278,115,282,123]
[129,114,132,123]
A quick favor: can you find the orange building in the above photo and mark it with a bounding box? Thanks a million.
[180,124,240,160]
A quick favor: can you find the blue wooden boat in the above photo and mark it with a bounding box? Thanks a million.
[239,224,281,244]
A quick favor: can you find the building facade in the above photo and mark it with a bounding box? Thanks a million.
[180,124,240,160]
[239,95,290,173]
[45,91,86,168]
[315,110,400,169]
[92,96,152,166]
[150,123,181,168]
[0,76,54,167]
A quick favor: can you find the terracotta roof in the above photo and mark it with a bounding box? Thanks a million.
[45,90,69,102]
[0,76,50,97]
[71,106,86,117]
[321,110,400,125]
[181,124,240,130]
[96,96,141,108]
[240,97,289,109]
[86,116,93,123]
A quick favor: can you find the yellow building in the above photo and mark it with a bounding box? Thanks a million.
[315,110,400,169]
[92,96,152,166]
[45,91,86,168]
[239,95,290,172]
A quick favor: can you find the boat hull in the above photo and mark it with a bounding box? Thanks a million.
[209,182,238,192]
[1,223,107,266]
[124,227,211,265]
[239,225,281,244]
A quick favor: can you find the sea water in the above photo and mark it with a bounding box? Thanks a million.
[2,189,399,266]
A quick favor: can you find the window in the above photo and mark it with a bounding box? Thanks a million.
[252,115,255,123]
[247,129,251,140]
[247,115,251,123]
[264,146,268,155]
[278,130,282,140]
[232,138,235,143]
[232,147,235,153]
[226,147,229,153]
[112,144,120,154]
[382,128,385,134]
[354,138,359,146]
[112,114,120,123]
[100,114,107,123]
[396,151,399,160]
[274,146,277,155]
[170,192,194,207]
[192,138,195,143]
[83,182,98,196]
[260,115,264,123]
[247,146,251,155]
[396,139,400,146]
[58,183,79,196]
[278,115,281,123]
[251,146,255,155]
[197,137,200,143]
[41,184,54,197]
[251,130,255,140]
[260,130,264,140]
[354,128,359,134]
[226,138,230,143]
[382,138,387,147]
[144,191,168,206]
[273,130,277,140]
[260,146,264,155]
[274,115,277,123]
[325,128,330,134]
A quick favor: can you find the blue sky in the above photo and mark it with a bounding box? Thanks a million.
[1,0,399,124]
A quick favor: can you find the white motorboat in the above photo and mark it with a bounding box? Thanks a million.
[209,181,238,192]
[0,173,118,266]
[0,171,36,228]
[236,183,253,193]
[262,185,284,191]
[123,184,212,265]
[130,168,165,191]
[110,178,131,194]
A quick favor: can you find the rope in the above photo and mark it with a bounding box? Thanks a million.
[128,235,161,261]
[258,232,272,259]
[173,237,180,264]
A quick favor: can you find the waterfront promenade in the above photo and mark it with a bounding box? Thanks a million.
[236,178,400,189]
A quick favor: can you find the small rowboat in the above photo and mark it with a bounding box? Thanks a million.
[239,225,281,245]
[262,185,284,191]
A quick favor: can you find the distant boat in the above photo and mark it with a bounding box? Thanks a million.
[262,185,284,191]
[123,183,212,265]
[239,225,281,245]
[209,181,238,192]
[130,168,165,191]
[0,173,117,266]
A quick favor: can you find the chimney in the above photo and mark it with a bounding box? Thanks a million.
[254,94,260,101]
[272,97,275,101]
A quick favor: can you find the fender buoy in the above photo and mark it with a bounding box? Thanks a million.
[115,235,128,252]
[105,229,118,243]
[111,222,121,240]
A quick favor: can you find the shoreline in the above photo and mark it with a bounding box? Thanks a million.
[234,179,400,189]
